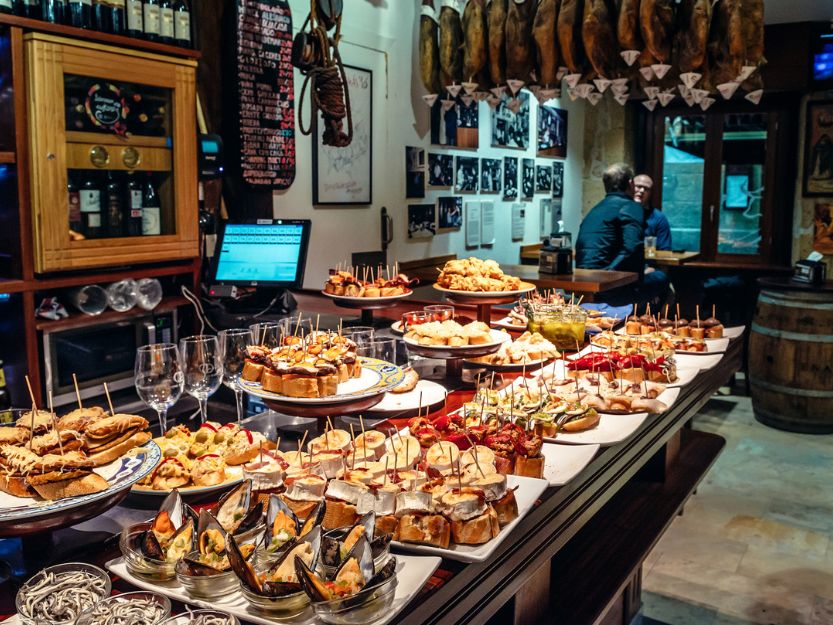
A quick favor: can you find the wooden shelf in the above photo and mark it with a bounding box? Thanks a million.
[0,279,26,294]
[0,13,200,59]
[32,261,198,291]
[35,294,188,331]
[0,151,15,164]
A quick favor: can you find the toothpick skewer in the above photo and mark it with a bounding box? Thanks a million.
[359,415,366,439]
[350,424,356,468]
[103,382,115,416]
[456,456,463,491]
[24,375,37,450]
[72,373,83,409]
[383,456,389,486]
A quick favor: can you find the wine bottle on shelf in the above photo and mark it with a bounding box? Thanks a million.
[68,177,84,236]
[0,360,12,425]
[67,0,91,28]
[92,0,110,31]
[124,171,143,236]
[41,0,65,23]
[105,171,124,237]
[0,0,12,15]
[80,174,103,238]
[173,0,190,47]
[159,0,173,44]
[106,0,125,33]
[141,174,161,236]
[125,0,142,37]
[15,0,42,19]
[142,0,160,41]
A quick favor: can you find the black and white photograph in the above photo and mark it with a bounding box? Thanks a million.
[455,156,479,192]
[428,153,454,188]
[537,105,568,158]
[552,161,564,198]
[522,158,535,200]
[405,146,425,199]
[504,156,518,199]
[491,92,530,149]
[536,164,553,193]
[552,197,563,222]
[407,203,436,239]
[480,158,502,193]
[430,97,479,149]
[437,196,463,231]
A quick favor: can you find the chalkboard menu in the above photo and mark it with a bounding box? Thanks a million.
[236,0,295,188]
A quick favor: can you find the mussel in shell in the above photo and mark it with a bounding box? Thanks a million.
[150,489,187,548]
[321,512,392,568]
[264,495,301,553]
[236,500,264,535]
[296,535,375,603]
[140,529,165,560]
[214,480,253,534]
[164,519,195,563]
[196,509,227,555]
[299,500,325,536]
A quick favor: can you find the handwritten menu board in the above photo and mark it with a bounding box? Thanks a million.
[236,0,295,188]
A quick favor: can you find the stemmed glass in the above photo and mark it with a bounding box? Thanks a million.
[179,335,223,424]
[134,343,184,434]
[219,328,253,425]
[250,322,282,348]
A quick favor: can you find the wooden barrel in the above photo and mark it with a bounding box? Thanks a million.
[748,283,833,434]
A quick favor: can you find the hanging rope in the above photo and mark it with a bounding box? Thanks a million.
[295,0,353,147]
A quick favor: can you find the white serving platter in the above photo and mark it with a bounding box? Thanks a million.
[541,442,600,486]
[390,473,548,563]
[105,553,441,625]
[547,412,650,447]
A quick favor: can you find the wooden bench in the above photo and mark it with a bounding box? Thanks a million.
[399,254,457,285]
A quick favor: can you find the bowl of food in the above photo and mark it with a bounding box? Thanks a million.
[75,591,171,625]
[120,521,193,581]
[310,574,398,625]
[158,610,240,625]
[175,551,241,599]
[16,562,111,625]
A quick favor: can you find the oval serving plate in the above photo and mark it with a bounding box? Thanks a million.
[433,281,536,299]
[129,465,244,498]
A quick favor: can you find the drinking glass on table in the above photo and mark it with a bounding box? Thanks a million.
[356,338,399,363]
[135,343,183,434]
[424,305,454,322]
[250,321,282,348]
[219,328,253,425]
[401,311,431,331]
[645,236,657,258]
[279,315,314,338]
[179,335,223,424]
[342,326,375,345]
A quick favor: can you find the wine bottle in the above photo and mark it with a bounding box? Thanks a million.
[141,174,161,236]
[109,0,125,34]
[173,0,190,47]
[0,360,12,425]
[159,0,173,44]
[142,0,160,41]
[16,0,42,19]
[0,0,13,15]
[41,0,65,23]
[124,172,143,236]
[105,171,124,237]
[92,0,110,31]
[125,0,142,37]
[67,0,91,28]
[68,177,84,235]
[80,175,103,238]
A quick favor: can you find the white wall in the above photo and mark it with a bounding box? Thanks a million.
[274,1,586,288]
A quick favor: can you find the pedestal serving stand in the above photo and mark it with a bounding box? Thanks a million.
[433,284,536,324]
[322,291,413,326]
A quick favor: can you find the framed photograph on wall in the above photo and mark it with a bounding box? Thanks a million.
[408,204,436,239]
[428,153,454,187]
[521,158,535,200]
[552,162,564,198]
[536,164,553,193]
[803,100,833,196]
[313,65,372,204]
[405,146,426,199]
[430,97,480,148]
[491,92,530,149]
[504,156,518,199]
[480,158,502,193]
[438,196,463,231]
[537,105,568,158]
[455,156,479,192]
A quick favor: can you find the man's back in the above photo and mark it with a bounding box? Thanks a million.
[575,192,645,273]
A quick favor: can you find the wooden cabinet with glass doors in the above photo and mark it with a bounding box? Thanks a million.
[25,33,198,273]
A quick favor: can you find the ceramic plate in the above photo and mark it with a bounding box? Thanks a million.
[541,442,599,486]
[365,380,448,415]
[402,329,511,358]
[675,353,723,371]
[0,442,161,523]
[721,325,745,340]
[548,412,650,447]
[130,465,244,498]
[667,366,700,388]
[238,357,405,405]
[106,553,441,625]
[390,320,405,335]
[492,316,527,331]
[433,282,537,298]
[676,338,729,355]
[463,356,555,373]
[321,290,413,305]
[390,474,548,563]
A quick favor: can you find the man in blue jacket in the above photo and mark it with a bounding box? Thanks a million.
[633,174,671,305]
[575,163,645,275]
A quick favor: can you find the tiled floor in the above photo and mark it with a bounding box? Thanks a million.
[641,385,833,625]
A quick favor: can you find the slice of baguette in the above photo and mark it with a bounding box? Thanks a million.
[30,473,109,500]
[450,507,500,544]
[87,431,151,467]
[395,514,451,549]
[322,498,359,530]
[0,474,36,498]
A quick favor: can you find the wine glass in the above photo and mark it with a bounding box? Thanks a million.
[219,328,253,425]
[179,335,223,424]
[249,321,282,348]
[134,343,183,434]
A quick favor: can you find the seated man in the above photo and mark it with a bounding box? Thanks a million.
[575,163,645,275]
[633,174,671,306]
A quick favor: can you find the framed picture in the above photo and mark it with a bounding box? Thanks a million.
[538,105,568,158]
[480,158,502,193]
[428,153,454,187]
[455,156,479,192]
[405,146,426,199]
[814,202,833,254]
[438,196,463,231]
[536,164,553,193]
[504,156,518,199]
[491,92,530,149]
[521,158,535,200]
[552,161,564,198]
[408,203,436,239]
[312,65,372,204]
[804,100,833,196]
[430,97,479,148]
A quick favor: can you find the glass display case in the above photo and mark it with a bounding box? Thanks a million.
[25,33,198,272]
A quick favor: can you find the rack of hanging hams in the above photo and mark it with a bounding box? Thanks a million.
[0,406,150,500]
[418,0,764,111]
[241,331,363,399]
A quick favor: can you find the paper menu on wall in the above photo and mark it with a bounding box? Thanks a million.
[540,198,553,238]
[512,204,525,240]
[466,201,481,248]
[481,202,495,245]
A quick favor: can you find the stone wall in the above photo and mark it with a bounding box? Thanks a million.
[581,99,635,215]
